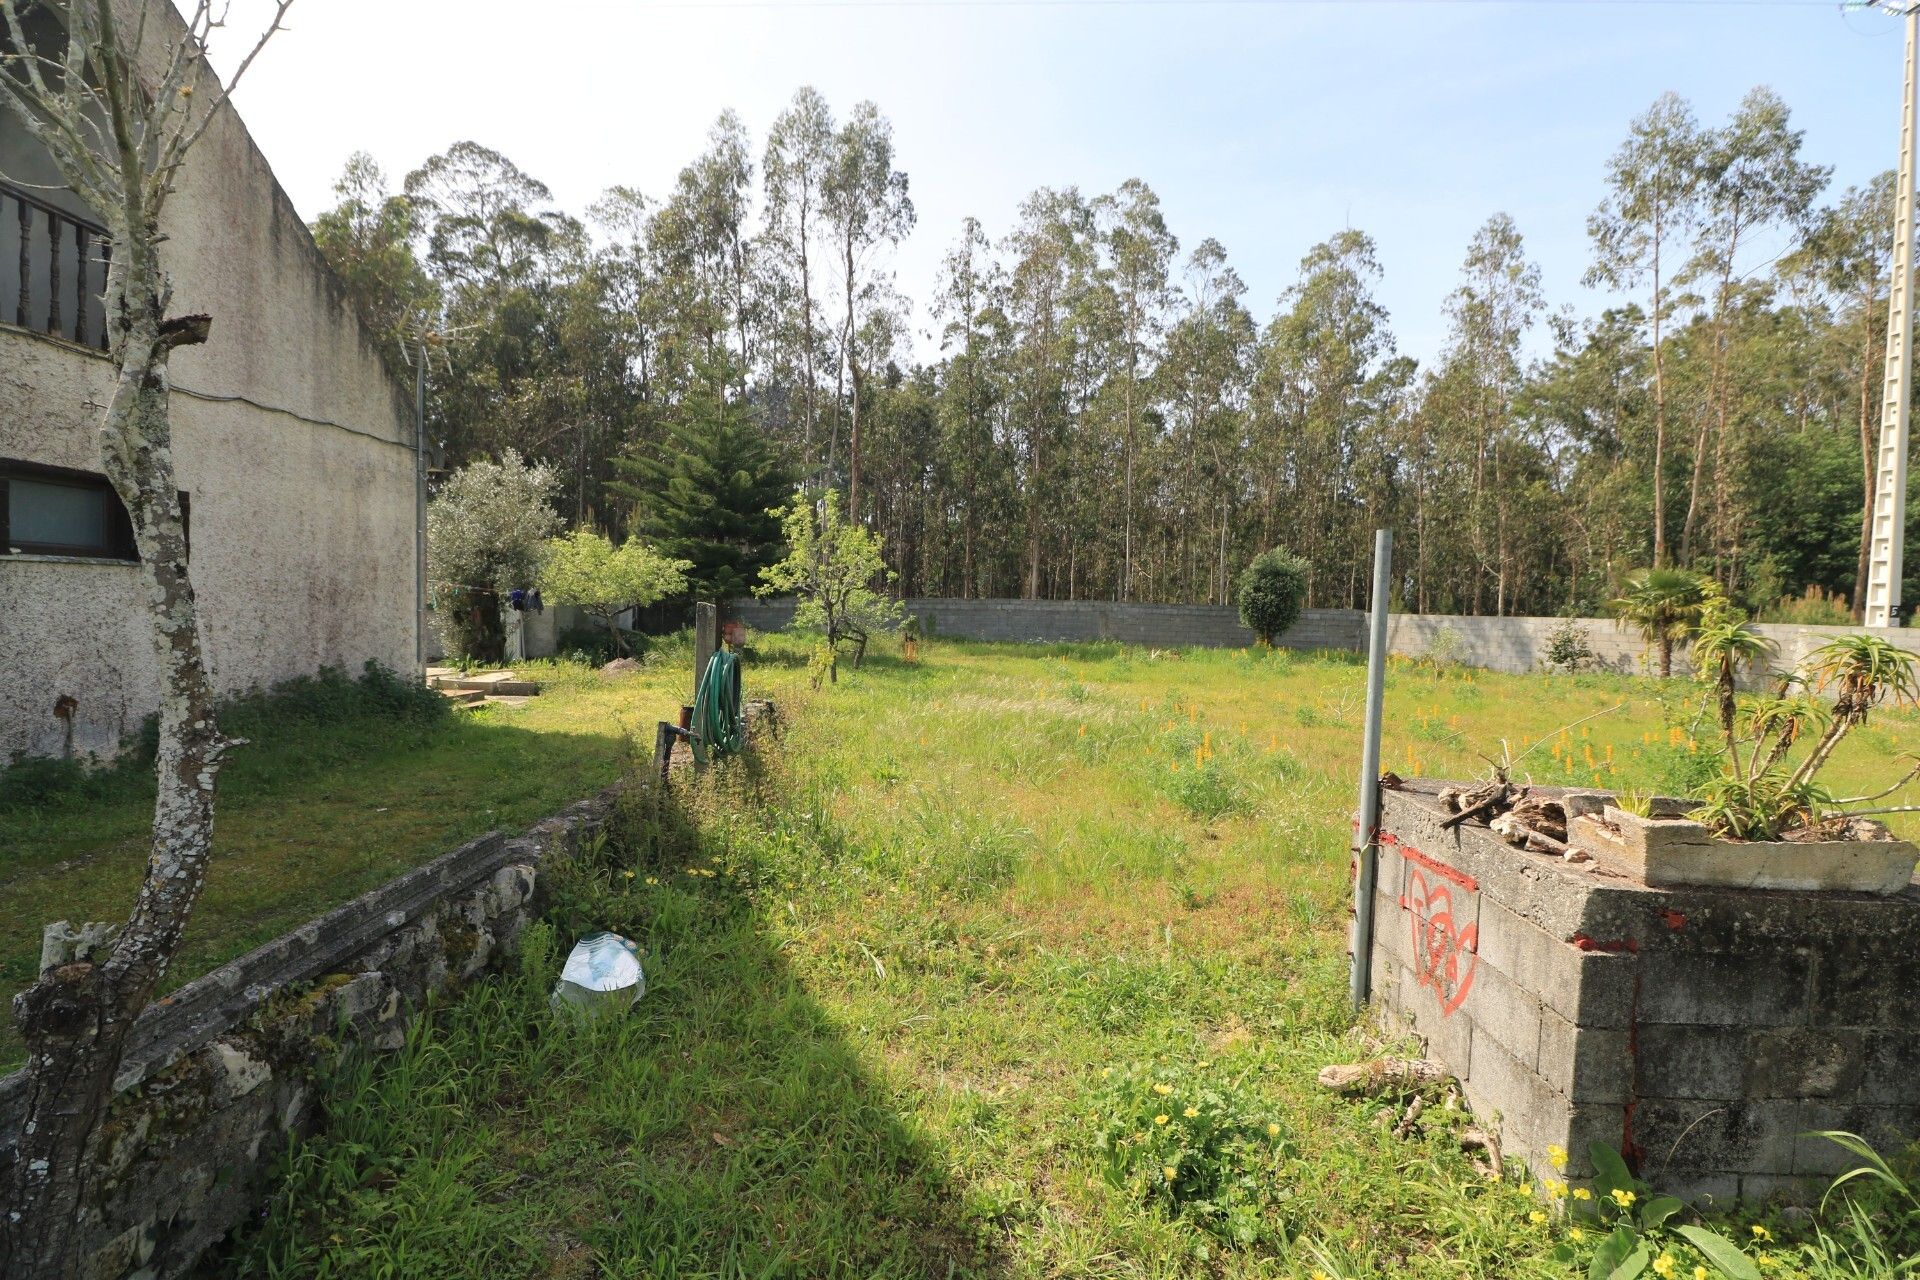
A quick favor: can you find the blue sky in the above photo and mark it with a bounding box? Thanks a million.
[213,0,1908,366]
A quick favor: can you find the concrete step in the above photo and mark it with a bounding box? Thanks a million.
[430,670,541,697]
[438,687,485,706]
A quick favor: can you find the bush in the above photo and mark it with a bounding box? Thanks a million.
[1758,585,1853,627]
[1236,548,1308,645]
[1542,618,1596,673]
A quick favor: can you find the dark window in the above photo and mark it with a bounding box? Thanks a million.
[1,461,135,559]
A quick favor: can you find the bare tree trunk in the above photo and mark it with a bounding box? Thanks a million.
[1651,235,1670,567]
[0,3,290,1268]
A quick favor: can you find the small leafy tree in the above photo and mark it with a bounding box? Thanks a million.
[1608,567,1716,678]
[1236,548,1308,646]
[427,450,561,662]
[758,488,902,685]
[539,530,688,656]
[1542,618,1596,674]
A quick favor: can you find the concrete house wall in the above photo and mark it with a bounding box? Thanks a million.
[0,1,418,761]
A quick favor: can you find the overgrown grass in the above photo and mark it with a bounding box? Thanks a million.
[212,634,1918,1278]
[0,651,696,1067]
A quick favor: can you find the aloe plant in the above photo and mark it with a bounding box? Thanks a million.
[1687,634,1920,840]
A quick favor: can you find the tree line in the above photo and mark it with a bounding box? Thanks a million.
[314,84,1916,622]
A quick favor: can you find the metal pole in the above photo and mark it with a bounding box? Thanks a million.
[414,340,429,674]
[1868,5,1919,629]
[1349,528,1393,1010]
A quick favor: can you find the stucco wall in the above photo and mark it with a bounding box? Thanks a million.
[0,0,417,760]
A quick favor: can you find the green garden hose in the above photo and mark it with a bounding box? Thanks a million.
[691,649,744,766]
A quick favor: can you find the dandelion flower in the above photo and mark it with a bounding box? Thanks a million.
[1267,1122,1281,1138]
[1183,1107,1199,1118]
[1611,1189,1636,1208]
[1153,1083,1173,1096]
[1154,1114,1170,1126]
[1101,1067,1113,1078]
[1163,1165,1176,1181]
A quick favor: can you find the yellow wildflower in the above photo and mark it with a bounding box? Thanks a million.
[1652,1253,1676,1279]
[1572,1187,1592,1201]
[1694,1269,1709,1280]
[1529,1211,1547,1225]
[645,876,658,885]
[1196,1060,1211,1069]
[1153,1083,1173,1095]
[622,870,635,879]
[1751,1225,1772,1242]
[1163,1165,1176,1181]
[1544,1179,1567,1199]
[1154,1114,1169,1126]
[1266,1122,1281,1138]
[1183,1107,1199,1118]
[1100,1067,1113,1078]
[1517,1184,1534,1199]
[1611,1188,1636,1208]
[1569,1228,1584,1243]
[1548,1144,1568,1170]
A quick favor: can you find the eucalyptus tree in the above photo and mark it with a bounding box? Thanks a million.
[1587,92,1704,567]
[1679,87,1829,572]
[1791,172,1897,619]
[932,216,1010,595]
[310,152,440,360]
[1253,230,1401,606]
[1439,213,1544,614]
[824,101,914,520]
[764,87,836,461]
[1003,187,1098,596]
[1095,179,1177,598]
[1159,238,1256,603]
[0,3,294,1269]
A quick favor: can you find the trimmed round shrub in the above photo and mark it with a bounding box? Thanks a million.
[1236,549,1308,645]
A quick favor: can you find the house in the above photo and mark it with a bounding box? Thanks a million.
[0,3,420,763]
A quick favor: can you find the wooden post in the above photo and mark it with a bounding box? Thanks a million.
[653,721,676,788]
[693,601,717,704]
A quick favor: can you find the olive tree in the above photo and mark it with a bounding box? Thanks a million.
[427,450,562,662]
[0,1,294,1272]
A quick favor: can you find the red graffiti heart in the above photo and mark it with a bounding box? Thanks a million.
[1402,868,1478,1017]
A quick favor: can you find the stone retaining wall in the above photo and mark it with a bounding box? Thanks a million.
[733,597,1898,679]
[0,791,621,1280]
[1366,782,1920,1203]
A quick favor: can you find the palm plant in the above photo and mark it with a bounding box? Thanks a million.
[1787,636,1920,793]
[1608,568,1716,678]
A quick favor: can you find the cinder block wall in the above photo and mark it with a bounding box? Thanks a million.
[732,598,1891,676]
[1368,783,1920,1203]
[730,597,1365,650]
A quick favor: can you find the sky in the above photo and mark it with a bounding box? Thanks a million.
[198,0,1915,367]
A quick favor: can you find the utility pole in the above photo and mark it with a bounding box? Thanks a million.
[415,340,430,673]
[1867,0,1920,628]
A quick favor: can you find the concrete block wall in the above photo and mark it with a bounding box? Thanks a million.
[0,790,621,1280]
[1369,783,1920,1204]
[732,598,1895,678]
[730,597,1366,651]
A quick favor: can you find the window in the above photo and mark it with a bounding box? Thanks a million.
[1,461,136,559]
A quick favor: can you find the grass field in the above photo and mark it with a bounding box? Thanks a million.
[191,634,1920,1279]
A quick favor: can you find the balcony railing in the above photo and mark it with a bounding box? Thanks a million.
[0,179,109,352]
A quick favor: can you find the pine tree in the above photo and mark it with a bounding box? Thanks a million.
[610,381,794,604]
